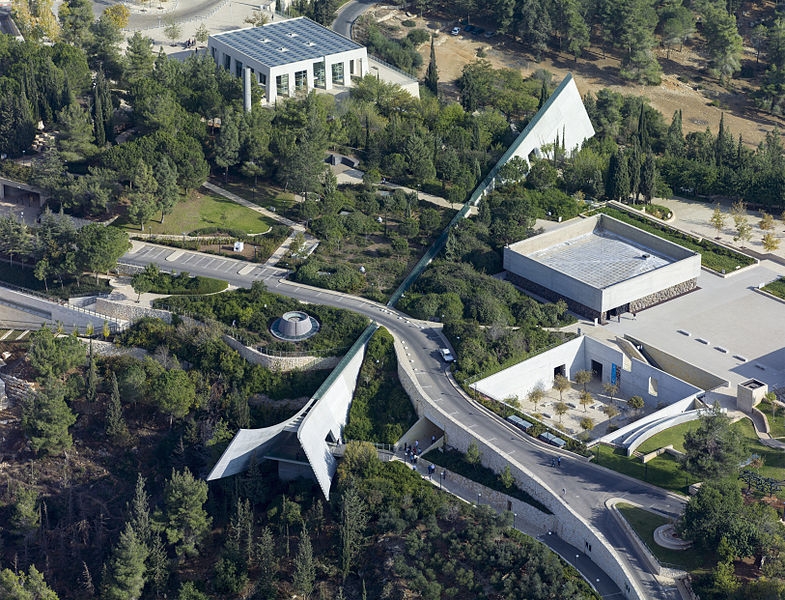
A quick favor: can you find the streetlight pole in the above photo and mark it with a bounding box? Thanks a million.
[513,513,517,529]
[477,492,481,506]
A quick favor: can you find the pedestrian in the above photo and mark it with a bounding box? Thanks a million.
[562,488,566,496]
[557,456,561,467]
[431,435,436,445]
[441,470,446,480]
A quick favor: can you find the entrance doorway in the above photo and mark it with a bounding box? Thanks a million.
[591,360,603,381]
[554,364,566,378]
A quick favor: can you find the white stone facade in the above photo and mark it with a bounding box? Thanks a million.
[208,17,369,104]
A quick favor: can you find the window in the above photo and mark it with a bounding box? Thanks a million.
[223,54,231,70]
[235,60,243,78]
[331,62,344,85]
[349,59,354,75]
[276,74,289,97]
[294,70,307,91]
[313,61,325,87]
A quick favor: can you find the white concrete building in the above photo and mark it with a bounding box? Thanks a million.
[504,213,701,322]
[208,17,369,104]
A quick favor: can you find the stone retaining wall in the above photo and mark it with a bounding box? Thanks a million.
[393,337,646,600]
[629,278,697,313]
[222,335,340,372]
[95,298,172,324]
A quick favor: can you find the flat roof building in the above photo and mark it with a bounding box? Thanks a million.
[504,213,701,322]
[208,17,369,104]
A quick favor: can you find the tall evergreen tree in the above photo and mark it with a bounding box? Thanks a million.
[105,371,129,444]
[105,522,148,600]
[605,150,630,201]
[425,35,438,96]
[640,151,657,204]
[292,528,315,599]
[21,377,77,456]
[163,467,211,558]
[665,109,685,156]
[339,486,368,580]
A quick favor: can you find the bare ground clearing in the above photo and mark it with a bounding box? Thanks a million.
[372,7,785,148]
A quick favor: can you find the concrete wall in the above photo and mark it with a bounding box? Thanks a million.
[616,408,702,454]
[473,336,584,401]
[624,335,729,391]
[503,215,701,318]
[394,340,646,599]
[298,325,376,497]
[507,74,595,165]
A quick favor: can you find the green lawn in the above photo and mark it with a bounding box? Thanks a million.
[763,277,785,301]
[596,417,785,493]
[636,420,702,454]
[594,444,699,494]
[217,178,299,218]
[118,190,276,235]
[757,401,785,439]
[616,503,713,571]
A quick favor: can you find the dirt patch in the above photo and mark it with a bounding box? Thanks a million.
[371,7,785,147]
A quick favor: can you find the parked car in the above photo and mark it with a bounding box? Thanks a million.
[464,24,475,32]
[439,348,455,362]
[484,30,496,38]
[473,27,485,36]
[451,26,461,36]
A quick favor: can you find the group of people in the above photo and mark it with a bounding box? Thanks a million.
[184,38,198,48]
[403,440,422,464]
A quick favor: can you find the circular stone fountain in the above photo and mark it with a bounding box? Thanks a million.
[269,311,320,341]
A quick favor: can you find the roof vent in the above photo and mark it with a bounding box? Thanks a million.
[279,46,288,52]
[288,32,298,37]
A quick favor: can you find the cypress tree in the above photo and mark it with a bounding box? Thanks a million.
[640,151,657,204]
[425,35,438,95]
[605,150,630,201]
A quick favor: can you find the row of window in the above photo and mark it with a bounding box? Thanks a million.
[211,47,358,96]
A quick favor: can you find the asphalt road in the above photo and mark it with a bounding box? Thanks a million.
[121,241,684,599]
[332,0,376,38]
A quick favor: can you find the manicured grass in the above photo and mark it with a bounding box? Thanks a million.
[118,190,275,235]
[598,206,755,273]
[594,444,699,494]
[217,178,299,219]
[734,417,785,480]
[616,503,713,571]
[596,417,785,493]
[757,401,785,439]
[763,277,785,301]
[636,420,702,454]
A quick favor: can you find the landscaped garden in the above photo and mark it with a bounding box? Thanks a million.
[597,205,755,273]
[762,277,785,302]
[616,503,713,571]
[117,189,277,235]
[595,416,785,493]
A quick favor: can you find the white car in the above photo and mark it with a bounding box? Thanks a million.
[450,26,461,36]
[440,348,455,362]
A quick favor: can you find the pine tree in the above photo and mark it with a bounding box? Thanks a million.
[21,377,77,456]
[128,473,151,545]
[425,35,438,96]
[293,528,315,599]
[105,523,148,600]
[164,468,211,558]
